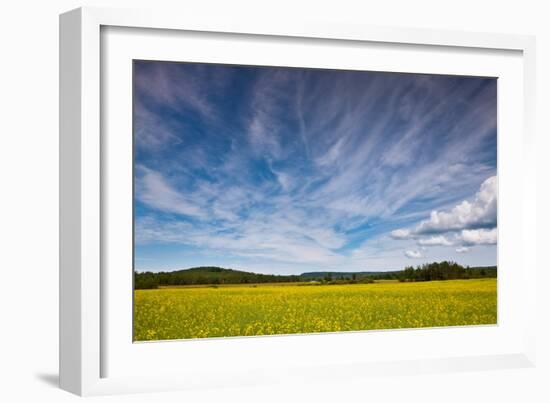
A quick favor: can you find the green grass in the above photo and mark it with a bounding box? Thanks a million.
[134,278,497,341]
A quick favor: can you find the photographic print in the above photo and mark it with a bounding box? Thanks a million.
[133,60,497,341]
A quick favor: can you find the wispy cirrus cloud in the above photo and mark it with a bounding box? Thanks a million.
[134,61,224,119]
[133,61,497,273]
[135,165,205,219]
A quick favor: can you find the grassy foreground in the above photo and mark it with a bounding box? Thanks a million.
[134,278,496,341]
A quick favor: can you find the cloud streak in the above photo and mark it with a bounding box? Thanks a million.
[135,166,205,219]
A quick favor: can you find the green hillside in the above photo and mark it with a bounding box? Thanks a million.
[134,266,301,289]
[135,264,497,289]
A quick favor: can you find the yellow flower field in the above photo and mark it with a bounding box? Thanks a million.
[134,278,496,341]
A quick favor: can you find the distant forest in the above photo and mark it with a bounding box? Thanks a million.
[134,262,497,289]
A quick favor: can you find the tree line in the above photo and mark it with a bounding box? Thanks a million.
[134,262,497,289]
[378,261,497,282]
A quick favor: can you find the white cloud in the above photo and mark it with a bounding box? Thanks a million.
[404,250,423,259]
[457,228,497,246]
[390,176,497,241]
[391,229,411,239]
[415,176,497,234]
[455,246,470,253]
[417,235,453,246]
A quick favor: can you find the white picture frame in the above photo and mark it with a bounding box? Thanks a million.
[59,6,537,396]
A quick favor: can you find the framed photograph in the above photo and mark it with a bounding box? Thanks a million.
[131,60,500,342]
[60,7,537,396]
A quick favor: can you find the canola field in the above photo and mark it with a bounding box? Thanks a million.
[133,278,497,341]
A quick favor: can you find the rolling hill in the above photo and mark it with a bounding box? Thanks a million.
[134,265,497,289]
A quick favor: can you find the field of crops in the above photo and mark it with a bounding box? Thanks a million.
[133,278,497,341]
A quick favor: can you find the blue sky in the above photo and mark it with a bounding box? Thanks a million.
[134,60,497,274]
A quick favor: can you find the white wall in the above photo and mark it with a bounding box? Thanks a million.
[1,0,548,402]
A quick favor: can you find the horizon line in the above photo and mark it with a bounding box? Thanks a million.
[134,263,498,276]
